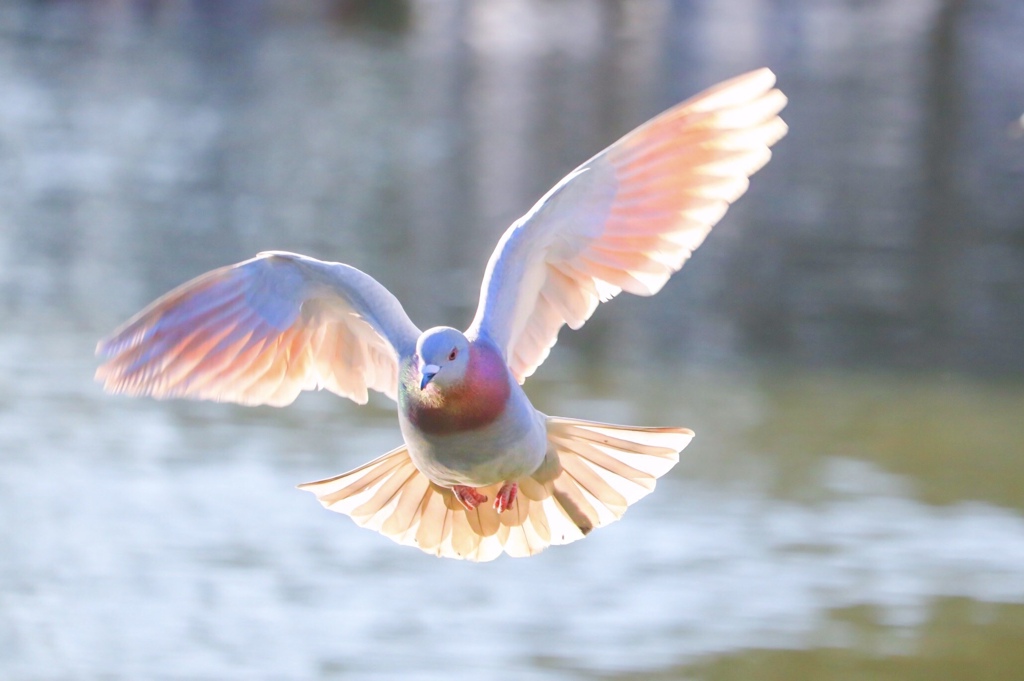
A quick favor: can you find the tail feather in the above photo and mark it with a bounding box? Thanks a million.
[297,417,693,561]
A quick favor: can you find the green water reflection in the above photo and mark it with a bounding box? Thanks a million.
[610,600,1024,681]
[536,365,1024,511]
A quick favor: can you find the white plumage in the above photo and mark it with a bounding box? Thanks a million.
[97,69,787,561]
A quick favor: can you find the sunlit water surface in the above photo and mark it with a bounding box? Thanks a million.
[2,333,1022,679]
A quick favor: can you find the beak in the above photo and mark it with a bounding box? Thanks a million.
[420,364,440,390]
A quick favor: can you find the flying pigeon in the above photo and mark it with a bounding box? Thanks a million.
[96,68,787,561]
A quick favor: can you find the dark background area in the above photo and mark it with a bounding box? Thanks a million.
[2,0,1022,377]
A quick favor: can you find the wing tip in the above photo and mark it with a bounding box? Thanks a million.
[727,66,778,94]
[680,66,783,114]
[95,337,111,357]
[749,66,777,86]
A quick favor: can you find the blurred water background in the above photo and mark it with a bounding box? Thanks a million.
[2,0,1024,679]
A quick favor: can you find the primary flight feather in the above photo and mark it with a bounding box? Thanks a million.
[97,68,787,561]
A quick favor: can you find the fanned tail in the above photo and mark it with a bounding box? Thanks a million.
[297,444,512,562]
[297,418,692,562]
[534,417,691,543]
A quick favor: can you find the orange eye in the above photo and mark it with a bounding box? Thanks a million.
[448,348,458,361]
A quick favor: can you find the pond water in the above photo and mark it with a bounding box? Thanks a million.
[3,333,1023,679]
[1,1,1023,679]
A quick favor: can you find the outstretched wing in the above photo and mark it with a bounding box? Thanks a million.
[96,251,420,407]
[468,68,788,382]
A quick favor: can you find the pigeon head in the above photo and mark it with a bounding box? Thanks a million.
[415,327,470,391]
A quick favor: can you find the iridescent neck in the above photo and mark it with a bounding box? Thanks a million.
[402,342,510,434]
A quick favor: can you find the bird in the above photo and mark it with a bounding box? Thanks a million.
[96,68,787,561]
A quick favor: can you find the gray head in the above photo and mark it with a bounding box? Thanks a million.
[415,326,470,390]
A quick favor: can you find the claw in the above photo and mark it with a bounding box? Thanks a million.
[452,485,488,511]
[494,481,518,513]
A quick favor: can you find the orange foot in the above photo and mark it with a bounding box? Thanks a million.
[452,485,488,511]
[494,481,518,513]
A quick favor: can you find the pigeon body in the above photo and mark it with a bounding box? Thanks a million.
[96,69,788,560]
[399,330,547,489]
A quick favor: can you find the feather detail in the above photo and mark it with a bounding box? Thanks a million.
[298,417,692,561]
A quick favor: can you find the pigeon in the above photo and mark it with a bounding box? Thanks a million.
[96,68,787,561]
